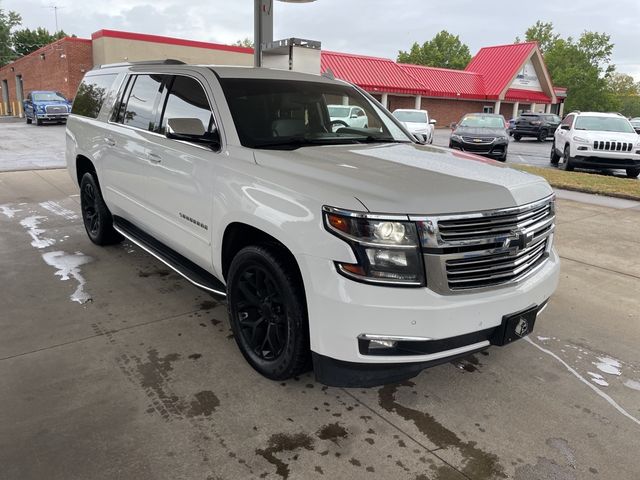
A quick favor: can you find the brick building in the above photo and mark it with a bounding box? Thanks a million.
[321,42,567,127]
[0,37,92,116]
[1,29,565,125]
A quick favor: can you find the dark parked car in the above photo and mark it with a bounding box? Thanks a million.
[23,91,72,125]
[512,112,561,142]
[449,113,509,161]
[630,117,640,134]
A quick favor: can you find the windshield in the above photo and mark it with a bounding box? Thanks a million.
[32,92,67,102]
[327,106,350,118]
[218,78,411,149]
[393,111,427,123]
[574,116,635,134]
[459,114,505,129]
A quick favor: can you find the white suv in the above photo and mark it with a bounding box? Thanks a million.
[392,109,435,144]
[66,61,559,387]
[551,111,640,178]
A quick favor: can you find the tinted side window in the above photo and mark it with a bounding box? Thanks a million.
[122,75,163,131]
[160,76,214,135]
[562,115,574,127]
[71,74,117,118]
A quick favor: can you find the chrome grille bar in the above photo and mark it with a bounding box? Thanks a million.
[413,195,555,295]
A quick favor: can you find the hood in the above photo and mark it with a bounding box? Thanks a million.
[453,126,507,137]
[253,143,552,215]
[402,121,429,133]
[575,130,639,142]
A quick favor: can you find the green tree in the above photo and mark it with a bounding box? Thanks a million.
[12,27,68,56]
[607,73,640,117]
[397,30,471,70]
[516,20,559,54]
[519,22,618,112]
[0,6,21,66]
[233,37,253,48]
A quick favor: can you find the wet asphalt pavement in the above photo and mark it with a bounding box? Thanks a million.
[1,123,639,480]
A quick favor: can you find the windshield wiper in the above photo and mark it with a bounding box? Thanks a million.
[352,136,408,144]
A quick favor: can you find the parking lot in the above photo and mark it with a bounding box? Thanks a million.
[1,123,640,480]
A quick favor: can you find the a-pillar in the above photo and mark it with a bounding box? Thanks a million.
[381,93,388,109]
[415,95,422,110]
[494,100,501,115]
[512,102,520,119]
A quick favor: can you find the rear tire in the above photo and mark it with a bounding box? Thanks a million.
[626,168,640,179]
[550,142,560,165]
[562,145,574,171]
[80,172,123,245]
[227,245,310,381]
[537,130,548,142]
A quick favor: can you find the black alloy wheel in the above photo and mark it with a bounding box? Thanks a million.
[79,172,123,245]
[227,245,309,380]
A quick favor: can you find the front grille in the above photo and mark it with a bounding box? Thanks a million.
[45,105,67,114]
[414,195,555,295]
[462,136,494,144]
[445,237,548,290]
[593,141,633,152]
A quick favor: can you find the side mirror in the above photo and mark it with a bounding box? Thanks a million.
[166,117,219,149]
[429,119,437,125]
[350,114,358,119]
[450,122,457,130]
[560,124,570,131]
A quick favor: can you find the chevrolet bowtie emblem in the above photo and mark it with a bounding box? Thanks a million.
[504,228,534,251]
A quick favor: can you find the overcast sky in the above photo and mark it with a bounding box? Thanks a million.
[5,0,640,80]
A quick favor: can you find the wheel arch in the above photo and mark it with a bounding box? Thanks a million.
[76,155,97,186]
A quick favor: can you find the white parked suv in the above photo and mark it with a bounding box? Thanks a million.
[392,109,436,144]
[66,60,560,386]
[551,111,640,178]
[327,104,368,129]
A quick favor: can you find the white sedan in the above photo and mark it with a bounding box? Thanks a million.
[393,109,436,144]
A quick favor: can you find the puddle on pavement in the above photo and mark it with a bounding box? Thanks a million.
[378,380,506,479]
[256,432,315,480]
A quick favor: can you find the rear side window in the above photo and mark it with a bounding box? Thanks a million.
[71,74,117,118]
[159,76,215,135]
[121,75,164,131]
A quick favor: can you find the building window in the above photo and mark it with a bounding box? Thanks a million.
[483,106,494,114]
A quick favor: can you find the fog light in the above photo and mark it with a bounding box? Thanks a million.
[370,339,397,349]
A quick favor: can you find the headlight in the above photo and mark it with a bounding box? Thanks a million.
[573,136,590,144]
[451,134,463,142]
[37,105,46,113]
[323,208,424,286]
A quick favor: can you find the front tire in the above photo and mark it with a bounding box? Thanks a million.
[36,116,43,126]
[626,168,640,179]
[227,245,310,381]
[26,116,32,124]
[80,172,123,245]
[562,145,574,171]
[513,134,522,142]
[550,142,560,165]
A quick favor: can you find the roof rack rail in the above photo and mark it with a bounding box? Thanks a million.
[99,59,186,69]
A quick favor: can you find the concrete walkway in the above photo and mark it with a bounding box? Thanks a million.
[1,169,639,480]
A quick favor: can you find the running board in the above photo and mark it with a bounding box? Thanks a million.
[113,216,227,297]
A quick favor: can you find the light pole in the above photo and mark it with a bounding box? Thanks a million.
[253,0,317,67]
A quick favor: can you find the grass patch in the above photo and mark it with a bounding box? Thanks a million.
[513,165,640,201]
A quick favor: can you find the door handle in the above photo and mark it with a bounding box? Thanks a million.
[104,137,116,146]
[148,152,162,164]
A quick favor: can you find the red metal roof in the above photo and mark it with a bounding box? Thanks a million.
[398,63,486,100]
[465,42,537,98]
[320,51,427,96]
[504,88,551,104]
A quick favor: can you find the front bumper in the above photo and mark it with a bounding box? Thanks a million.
[36,112,69,121]
[450,138,508,158]
[571,148,640,170]
[299,249,560,385]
